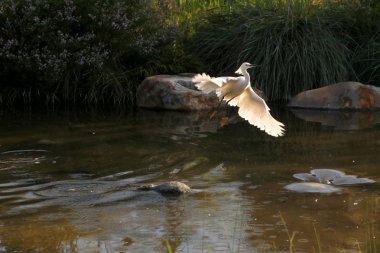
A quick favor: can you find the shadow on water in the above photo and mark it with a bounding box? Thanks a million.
[0,106,379,252]
[291,108,380,130]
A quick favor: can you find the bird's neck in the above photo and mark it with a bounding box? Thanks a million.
[243,70,250,83]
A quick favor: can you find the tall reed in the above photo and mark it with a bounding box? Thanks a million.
[191,0,357,100]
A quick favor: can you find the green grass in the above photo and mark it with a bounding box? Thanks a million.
[0,0,379,106]
[190,0,359,100]
[279,211,296,253]
[354,35,380,86]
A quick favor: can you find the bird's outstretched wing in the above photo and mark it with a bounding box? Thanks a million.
[230,86,285,137]
[192,74,238,94]
[192,73,220,94]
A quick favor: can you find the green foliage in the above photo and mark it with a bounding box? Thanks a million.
[0,0,181,106]
[0,0,379,106]
[354,36,380,86]
[191,1,350,99]
[187,0,380,99]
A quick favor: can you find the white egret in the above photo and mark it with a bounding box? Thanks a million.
[192,62,285,137]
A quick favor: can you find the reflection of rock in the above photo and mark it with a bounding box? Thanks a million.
[137,75,220,110]
[288,82,380,110]
[291,108,380,130]
[285,182,340,193]
[136,109,241,139]
[137,181,191,195]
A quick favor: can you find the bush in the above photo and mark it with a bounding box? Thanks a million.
[191,0,380,100]
[354,36,380,86]
[349,1,380,86]
[0,0,180,106]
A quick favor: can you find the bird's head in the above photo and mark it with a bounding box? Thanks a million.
[235,62,256,75]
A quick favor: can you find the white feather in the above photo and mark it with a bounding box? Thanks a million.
[192,73,221,94]
[232,87,285,137]
[192,62,285,137]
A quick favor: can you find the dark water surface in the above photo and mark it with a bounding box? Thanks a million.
[0,107,379,252]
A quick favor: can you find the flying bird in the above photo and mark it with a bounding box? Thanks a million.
[192,62,285,137]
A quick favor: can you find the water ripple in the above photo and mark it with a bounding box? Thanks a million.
[1,149,49,155]
[0,171,162,216]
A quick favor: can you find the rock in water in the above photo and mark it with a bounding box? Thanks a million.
[286,168,376,193]
[137,75,220,110]
[137,74,266,110]
[293,168,376,185]
[285,182,341,193]
[137,181,191,195]
[288,82,380,110]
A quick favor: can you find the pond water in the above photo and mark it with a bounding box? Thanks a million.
[0,106,379,252]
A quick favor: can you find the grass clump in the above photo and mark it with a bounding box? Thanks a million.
[191,0,380,100]
[354,36,380,86]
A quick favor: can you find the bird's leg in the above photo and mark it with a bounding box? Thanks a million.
[210,94,241,120]
[223,95,239,120]
[209,97,224,120]
[225,95,239,104]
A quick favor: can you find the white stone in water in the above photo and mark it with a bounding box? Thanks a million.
[310,169,345,183]
[293,168,376,186]
[332,175,376,185]
[285,182,341,193]
[293,173,319,182]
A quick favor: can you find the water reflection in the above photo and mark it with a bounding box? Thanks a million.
[291,108,380,130]
[136,109,242,140]
[0,108,379,252]
[0,214,78,252]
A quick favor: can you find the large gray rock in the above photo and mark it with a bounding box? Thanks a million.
[288,82,380,110]
[137,74,266,110]
[137,74,220,110]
